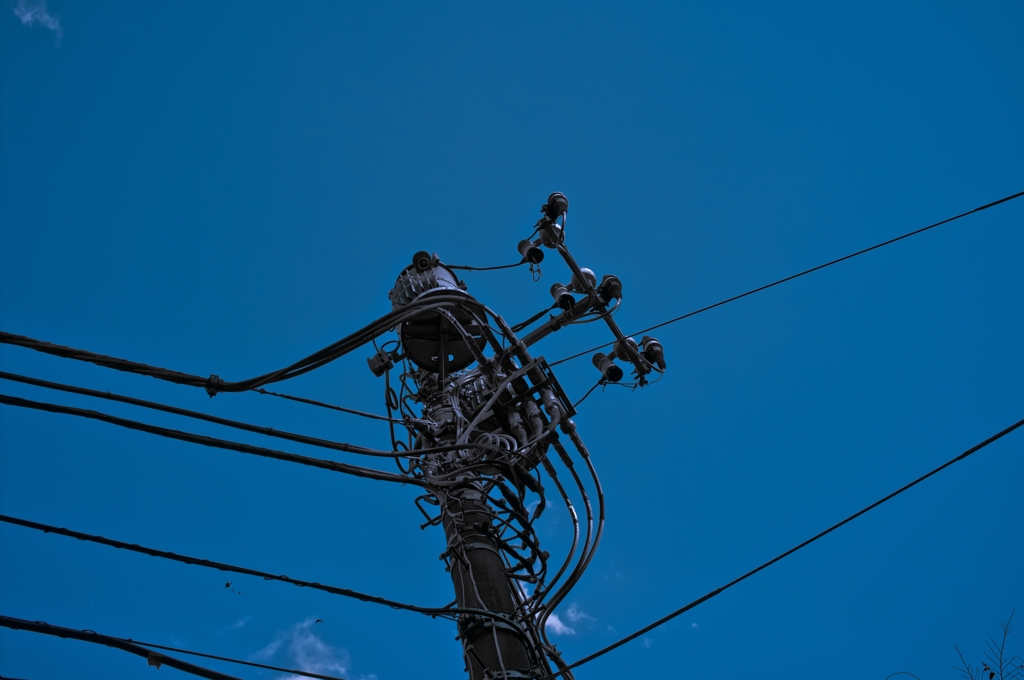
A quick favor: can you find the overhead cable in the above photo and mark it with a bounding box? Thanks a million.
[550,414,1024,677]
[0,394,432,488]
[0,292,477,394]
[572,380,603,408]
[0,615,241,680]
[551,189,1024,367]
[448,260,527,271]
[0,514,511,623]
[0,387,507,464]
[120,639,346,680]
[0,371,410,459]
[0,615,344,680]
[252,386,399,422]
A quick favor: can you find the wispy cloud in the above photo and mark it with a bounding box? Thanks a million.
[230,616,254,630]
[546,613,575,636]
[545,603,594,636]
[251,618,376,680]
[565,603,594,623]
[12,0,63,45]
[251,636,283,661]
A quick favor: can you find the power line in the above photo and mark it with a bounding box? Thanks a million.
[6,189,1015,679]
[0,332,212,388]
[0,513,518,624]
[572,379,603,408]
[0,291,476,395]
[0,388,509,470]
[550,413,1024,677]
[0,615,344,680]
[448,260,527,271]
[252,386,399,422]
[122,639,346,680]
[0,371,408,458]
[0,393,431,489]
[0,615,241,680]
[550,189,1024,367]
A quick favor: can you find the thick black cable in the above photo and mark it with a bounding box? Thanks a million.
[0,615,343,680]
[538,439,595,640]
[511,304,558,334]
[0,615,241,680]
[0,331,209,387]
[551,414,1024,676]
[0,394,434,489]
[550,189,1024,367]
[0,292,475,394]
[0,333,393,423]
[0,383,505,463]
[123,639,345,680]
[220,295,488,391]
[0,371,411,459]
[0,514,500,622]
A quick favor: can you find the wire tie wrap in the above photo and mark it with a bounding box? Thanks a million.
[205,374,224,398]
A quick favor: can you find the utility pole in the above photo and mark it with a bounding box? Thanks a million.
[368,193,667,679]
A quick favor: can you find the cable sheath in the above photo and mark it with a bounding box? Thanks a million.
[0,615,242,680]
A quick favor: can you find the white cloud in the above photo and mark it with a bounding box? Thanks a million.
[251,618,377,680]
[565,603,594,623]
[546,613,575,636]
[285,622,350,680]
[230,616,254,630]
[12,0,63,44]
[251,637,283,661]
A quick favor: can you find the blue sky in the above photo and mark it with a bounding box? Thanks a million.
[1,2,1022,679]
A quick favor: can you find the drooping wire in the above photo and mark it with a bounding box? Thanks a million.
[0,514,518,624]
[384,366,411,474]
[124,639,345,680]
[550,189,1024,367]
[0,292,477,394]
[0,394,438,488]
[537,434,603,647]
[572,380,603,408]
[0,615,241,680]
[253,387,399,423]
[0,392,512,483]
[448,260,528,271]
[0,614,346,680]
[0,372,411,458]
[549,413,1024,677]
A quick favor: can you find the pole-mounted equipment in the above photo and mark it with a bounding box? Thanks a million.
[368,193,667,679]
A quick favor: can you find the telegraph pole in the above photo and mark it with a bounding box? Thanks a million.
[370,193,666,679]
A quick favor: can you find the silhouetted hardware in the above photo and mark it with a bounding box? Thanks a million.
[362,192,668,678]
[592,352,624,383]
